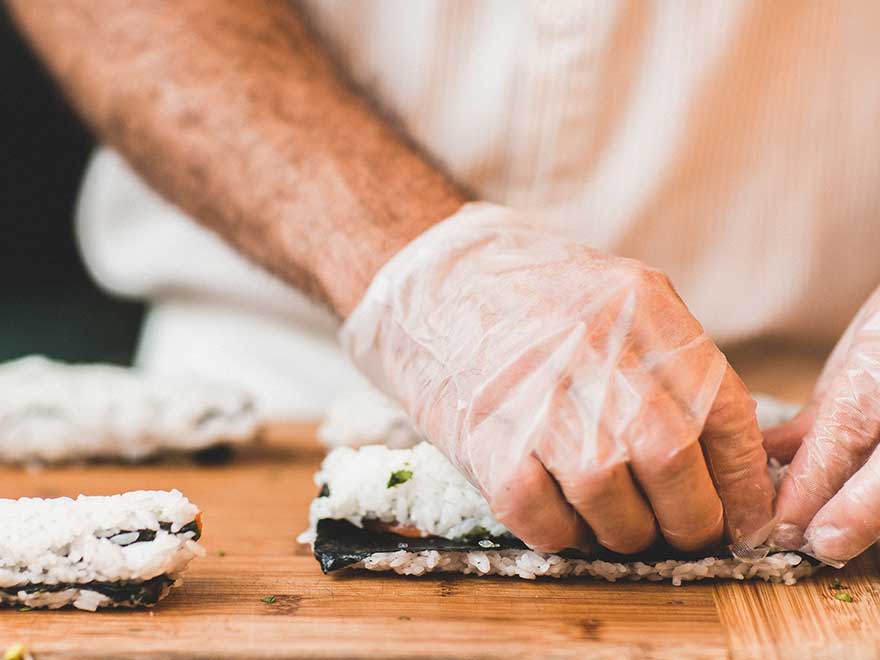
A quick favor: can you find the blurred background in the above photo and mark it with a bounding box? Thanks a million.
[0,6,142,365]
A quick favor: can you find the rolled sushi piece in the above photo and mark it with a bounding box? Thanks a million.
[317,387,424,451]
[0,490,205,610]
[300,442,818,585]
[0,356,260,463]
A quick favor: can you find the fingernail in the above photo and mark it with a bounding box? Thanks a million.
[768,523,804,550]
[733,514,779,549]
[802,524,849,568]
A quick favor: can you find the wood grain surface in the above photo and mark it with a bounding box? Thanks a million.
[2,342,879,659]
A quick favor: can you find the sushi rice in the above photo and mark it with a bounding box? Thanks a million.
[0,490,204,610]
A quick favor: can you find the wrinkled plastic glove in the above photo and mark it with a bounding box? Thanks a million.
[341,203,775,555]
[765,284,880,564]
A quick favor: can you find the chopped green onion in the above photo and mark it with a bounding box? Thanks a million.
[387,469,414,488]
[261,595,277,604]
[834,592,854,603]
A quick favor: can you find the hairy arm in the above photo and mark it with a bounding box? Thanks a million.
[6,0,465,316]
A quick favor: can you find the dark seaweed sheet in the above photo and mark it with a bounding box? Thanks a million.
[93,519,201,544]
[313,519,816,574]
[139,519,201,542]
[2,574,175,606]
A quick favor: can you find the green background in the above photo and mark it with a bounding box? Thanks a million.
[1,7,144,365]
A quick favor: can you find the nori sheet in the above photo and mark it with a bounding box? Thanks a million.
[313,518,816,574]
[136,519,201,543]
[99,519,200,544]
[2,574,175,606]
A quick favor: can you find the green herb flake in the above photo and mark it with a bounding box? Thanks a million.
[832,578,841,588]
[15,607,32,613]
[261,595,277,604]
[217,550,227,557]
[387,469,414,488]
[834,591,854,603]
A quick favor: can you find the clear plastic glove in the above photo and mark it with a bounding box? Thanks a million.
[341,203,774,555]
[765,284,880,564]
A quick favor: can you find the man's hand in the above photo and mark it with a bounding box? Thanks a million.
[342,203,775,554]
[766,285,880,563]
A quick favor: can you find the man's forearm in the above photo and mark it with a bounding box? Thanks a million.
[7,0,465,316]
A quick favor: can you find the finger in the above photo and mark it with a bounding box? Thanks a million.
[815,293,880,397]
[762,309,868,463]
[701,367,775,543]
[804,444,880,562]
[487,453,594,554]
[762,404,817,464]
[627,390,724,552]
[770,353,880,550]
[543,456,657,554]
[535,377,657,555]
[634,441,723,552]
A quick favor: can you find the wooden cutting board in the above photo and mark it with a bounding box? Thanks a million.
[1,343,879,659]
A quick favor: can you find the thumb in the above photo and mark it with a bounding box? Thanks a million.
[762,404,818,463]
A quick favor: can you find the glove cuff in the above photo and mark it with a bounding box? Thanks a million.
[339,201,523,395]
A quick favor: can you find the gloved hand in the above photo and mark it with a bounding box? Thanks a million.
[341,203,774,554]
[765,284,880,564]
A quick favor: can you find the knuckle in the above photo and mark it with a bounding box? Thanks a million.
[655,270,675,291]
[713,387,755,429]
[710,440,769,487]
[709,405,758,443]
[488,464,543,517]
[559,464,620,508]
[621,262,670,291]
[648,443,698,488]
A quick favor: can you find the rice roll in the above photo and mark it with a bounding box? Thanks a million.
[0,356,259,463]
[300,443,818,585]
[0,490,204,610]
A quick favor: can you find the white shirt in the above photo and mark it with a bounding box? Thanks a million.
[76,1,880,417]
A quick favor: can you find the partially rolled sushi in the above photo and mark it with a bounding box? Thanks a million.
[1,490,205,610]
[300,443,818,585]
[0,356,260,463]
